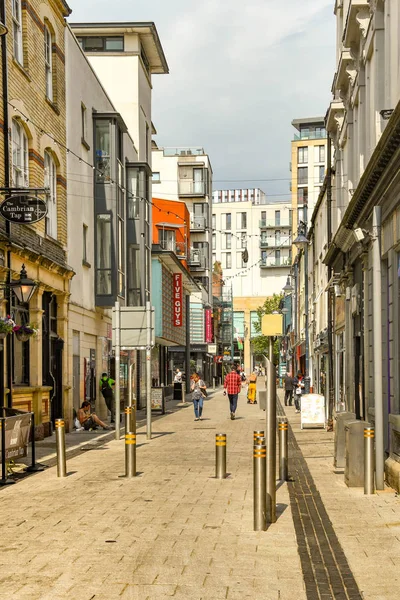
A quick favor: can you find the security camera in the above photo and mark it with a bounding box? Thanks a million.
[353,228,365,242]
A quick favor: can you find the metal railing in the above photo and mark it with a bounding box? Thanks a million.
[259,218,291,228]
[260,238,291,248]
[163,147,205,157]
[190,215,208,230]
[293,130,326,140]
[179,180,206,196]
[260,257,291,268]
[188,247,207,269]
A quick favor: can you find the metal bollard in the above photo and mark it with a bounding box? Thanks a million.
[213,377,216,390]
[182,385,186,404]
[55,419,67,478]
[266,359,277,523]
[125,433,137,478]
[215,433,227,479]
[125,406,134,434]
[254,430,265,445]
[253,443,267,531]
[278,417,289,481]
[364,426,375,495]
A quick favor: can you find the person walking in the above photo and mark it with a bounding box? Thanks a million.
[294,372,304,413]
[223,366,242,420]
[246,371,258,404]
[190,373,207,421]
[284,373,295,406]
[99,372,115,422]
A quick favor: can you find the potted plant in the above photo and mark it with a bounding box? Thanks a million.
[13,323,38,342]
[0,316,16,339]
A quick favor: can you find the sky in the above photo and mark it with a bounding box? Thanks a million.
[69,0,336,199]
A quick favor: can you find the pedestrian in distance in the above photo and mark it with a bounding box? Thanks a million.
[99,372,115,423]
[223,366,243,420]
[174,368,183,383]
[284,372,296,406]
[246,371,258,404]
[294,372,304,413]
[78,401,112,431]
[190,373,207,421]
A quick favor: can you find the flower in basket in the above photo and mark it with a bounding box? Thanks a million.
[0,316,16,335]
[13,323,38,337]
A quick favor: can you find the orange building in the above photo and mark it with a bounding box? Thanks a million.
[152,198,190,269]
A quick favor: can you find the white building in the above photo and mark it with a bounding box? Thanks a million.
[212,189,292,372]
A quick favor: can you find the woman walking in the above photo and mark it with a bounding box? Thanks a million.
[247,371,258,404]
[190,373,207,421]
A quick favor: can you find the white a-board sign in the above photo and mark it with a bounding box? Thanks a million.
[300,393,325,429]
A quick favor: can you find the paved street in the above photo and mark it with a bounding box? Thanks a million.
[0,384,399,600]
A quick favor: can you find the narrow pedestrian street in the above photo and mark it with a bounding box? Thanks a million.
[0,383,399,600]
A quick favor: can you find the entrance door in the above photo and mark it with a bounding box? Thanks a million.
[72,331,80,415]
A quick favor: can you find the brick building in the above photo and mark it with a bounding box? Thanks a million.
[0,0,73,436]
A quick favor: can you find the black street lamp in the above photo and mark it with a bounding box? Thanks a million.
[294,219,310,393]
[10,265,37,304]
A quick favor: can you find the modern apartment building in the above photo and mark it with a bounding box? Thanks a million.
[212,189,291,372]
[151,145,214,382]
[290,117,327,251]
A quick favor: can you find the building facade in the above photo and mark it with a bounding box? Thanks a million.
[0,0,73,437]
[212,189,291,372]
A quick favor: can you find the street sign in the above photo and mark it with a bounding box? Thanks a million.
[112,306,155,348]
[0,195,47,224]
[207,343,217,354]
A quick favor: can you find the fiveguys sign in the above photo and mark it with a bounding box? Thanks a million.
[173,273,183,327]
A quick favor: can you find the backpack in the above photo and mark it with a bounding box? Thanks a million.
[101,378,112,397]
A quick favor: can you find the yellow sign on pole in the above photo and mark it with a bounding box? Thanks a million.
[261,314,283,336]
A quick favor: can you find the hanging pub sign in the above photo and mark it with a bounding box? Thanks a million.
[173,273,183,327]
[0,195,47,224]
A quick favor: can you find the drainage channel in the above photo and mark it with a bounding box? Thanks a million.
[282,404,363,600]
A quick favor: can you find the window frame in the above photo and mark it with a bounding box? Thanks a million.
[297,146,308,164]
[44,150,57,239]
[12,119,29,188]
[12,0,23,65]
[44,24,53,101]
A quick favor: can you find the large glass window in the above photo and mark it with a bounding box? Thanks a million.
[44,151,57,238]
[236,212,247,229]
[96,214,112,295]
[193,168,205,194]
[127,167,148,218]
[223,233,231,250]
[78,36,124,52]
[297,146,308,164]
[315,145,325,163]
[12,0,23,64]
[12,119,29,188]
[212,214,216,230]
[298,167,308,185]
[275,210,281,226]
[223,213,231,230]
[12,299,30,385]
[95,120,111,183]
[212,234,216,250]
[44,25,53,101]
[128,245,141,306]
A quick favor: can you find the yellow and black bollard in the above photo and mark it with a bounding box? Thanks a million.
[278,417,289,481]
[125,432,137,478]
[55,419,67,478]
[364,426,375,495]
[215,433,227,479]
[254,430,265,445]
[253,443,267,531]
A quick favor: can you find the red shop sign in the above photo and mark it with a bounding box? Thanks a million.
[205,308,212,343]
[173,273,183,327]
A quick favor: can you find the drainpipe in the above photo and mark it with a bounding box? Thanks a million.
[326,133,334,426]
[372,206,384,490]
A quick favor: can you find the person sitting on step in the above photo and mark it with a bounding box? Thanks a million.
[77,401,111,431]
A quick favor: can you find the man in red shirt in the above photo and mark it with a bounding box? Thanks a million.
[223,366,243,419]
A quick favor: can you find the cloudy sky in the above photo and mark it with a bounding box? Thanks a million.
[69,0,335,198]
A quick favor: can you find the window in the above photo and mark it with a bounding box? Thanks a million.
[141,45,150,73]
[44,25,53,101]
[298,167,308,185]
[83,224,88,264]
[12,120,29,188]
[315,145,325,163]
[297,146,308,164]
[127,166,148,219]
[95,120,111,182]
[275,210,281,226]
[314,165,325,184]
[212,214,216,230]
[212,234,216,251]
[223,213,231,230]
[298,207,304,224]
[275,249,281,265]
[261,210,266,223]
[44,151,57,238]
[12,299,30,385]
[81,103,87,144]
[240,233,247,249]
[78,36,124,52]
[275,230,281,245]
[315,127,326,138]
[152,172,161,183]
[300,128,310,140]
[236,212,247,230]
[222,252,232,269]
[96,214,112,295]
[12,0,23,64]
[159,228,175,251]
[236,252,246,268]
[297,187,308,204]
[128,246,141,306]
[222,233,231,249]
[193,168,205,194]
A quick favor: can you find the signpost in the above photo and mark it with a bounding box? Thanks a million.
[0,195,47,224]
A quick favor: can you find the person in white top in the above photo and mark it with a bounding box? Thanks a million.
[174,368,183,383]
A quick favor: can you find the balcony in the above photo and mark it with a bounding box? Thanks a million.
[293,130,326,141]
[188,247,208,271]
[163,147,205,157]
[179,180,206,197]
[259,237,291,249]
[157,240,188,260]
[260,257,291,268]
[259,217,291,228]
[190,215,208,231]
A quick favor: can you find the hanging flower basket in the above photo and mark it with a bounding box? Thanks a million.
[13,323,38,342]
[0,316,16,338]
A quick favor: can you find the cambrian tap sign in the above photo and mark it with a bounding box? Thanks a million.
[173,273,183,327]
